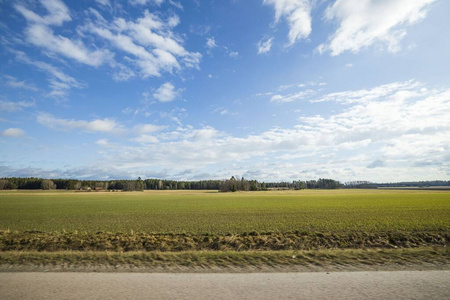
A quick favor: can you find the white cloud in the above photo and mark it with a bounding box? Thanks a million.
[14,51,83,98]
[256,82,325,99]
[110,62,136,82]
[153,82,179,102]
[0,100,35,112]
[254,81,326,100]
[190,24,211,36]
[1,128,26,138]
[254,92,273,97]
[0,164,172,181]
[85,10,201,78]
[95,0,111,6]
[25,24,107,67]
[206,37,217,49]
[264,0,312,46]
[96,138,110,146]
[211,107,234,116]
[37,112,120,133]
[4,81,449,180]
[298,82,450,159]
[257,37,273,54]
[37,112,169,140]
[167,15,180,27]
[345,63,353,68]
[130,0,164,5]
[310,80,420,104]
[133,123,167,134]
[2,75,38,91]
[229,51,239,58]
[12,1,199,81]
[159,108,186,125]
[367,159,385,169]
[15,0,108,67]
[14,0,71,26]
[318,0,436,56]
[169,1,183,10]
[131,134,159,144]
[75,80,450,181]
[271,89,315,103]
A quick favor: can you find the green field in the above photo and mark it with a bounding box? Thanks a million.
[1,189,449,269]
[1,189,449,234]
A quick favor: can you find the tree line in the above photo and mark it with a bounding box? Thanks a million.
[1,177,446,192]
[0,177,223,191]
[343,180,450,189]
[0,177,343,191]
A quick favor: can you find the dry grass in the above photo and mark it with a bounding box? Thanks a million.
[1,247,448,270]
[1,230,448,252]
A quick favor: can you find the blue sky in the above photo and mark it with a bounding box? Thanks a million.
[1,0,449,182]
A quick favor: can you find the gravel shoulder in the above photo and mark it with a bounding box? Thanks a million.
[1,271,449,300]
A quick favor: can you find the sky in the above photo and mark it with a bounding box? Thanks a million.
[0,0,449,182]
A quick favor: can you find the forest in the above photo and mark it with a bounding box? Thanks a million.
[0,176,343,191]
[0,177,448,191]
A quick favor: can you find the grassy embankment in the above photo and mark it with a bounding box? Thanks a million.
[0,189,449,269]
[2,248,448,271]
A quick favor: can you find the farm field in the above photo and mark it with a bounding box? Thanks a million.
[1,189,449,269]
[0,189,449,234]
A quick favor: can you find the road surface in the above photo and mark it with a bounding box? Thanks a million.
[1,271,449,299]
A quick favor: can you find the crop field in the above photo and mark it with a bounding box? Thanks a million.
[1,189,449,269]
[0,189,449,234]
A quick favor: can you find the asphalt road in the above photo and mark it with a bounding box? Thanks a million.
[1,271,449,299]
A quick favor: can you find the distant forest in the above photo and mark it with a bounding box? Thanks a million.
[0,177,448,192]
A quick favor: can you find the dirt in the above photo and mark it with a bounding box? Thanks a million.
[2,271,450,299]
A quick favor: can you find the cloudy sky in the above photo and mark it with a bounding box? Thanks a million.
[1,0,449,182]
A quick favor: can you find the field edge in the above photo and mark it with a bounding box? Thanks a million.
[1,247,448,273]
[1,230,448,252]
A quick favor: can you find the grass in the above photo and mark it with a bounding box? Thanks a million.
[1,189,448,269]
[0,189,449,234]
[1,248,448,270]
[1,230,447,252]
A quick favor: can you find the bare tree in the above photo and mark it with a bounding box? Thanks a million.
[0,179,8,190]
[41,179,56,190]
